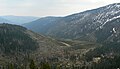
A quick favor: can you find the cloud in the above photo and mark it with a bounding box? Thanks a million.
[0,0,120,16]
[19,2,34,7]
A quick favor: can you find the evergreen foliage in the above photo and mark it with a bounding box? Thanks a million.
[0,23,38,54]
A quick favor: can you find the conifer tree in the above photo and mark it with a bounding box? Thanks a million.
[29,59,37,69]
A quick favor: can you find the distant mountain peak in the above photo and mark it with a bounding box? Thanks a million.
[0,15,39,25]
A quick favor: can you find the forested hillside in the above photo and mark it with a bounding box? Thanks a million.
[0,23,101,69]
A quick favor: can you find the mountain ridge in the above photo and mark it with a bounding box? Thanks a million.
[0,15,39,25]
[23,3,120,43]
[1,3,120,69]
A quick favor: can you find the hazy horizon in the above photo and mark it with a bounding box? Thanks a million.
[0,0,120,17]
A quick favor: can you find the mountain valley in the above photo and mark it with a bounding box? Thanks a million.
[1,3,120,69]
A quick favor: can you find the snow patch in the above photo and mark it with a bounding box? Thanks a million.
[113,28,116,33]
[100,15,120,29]
[115,4,120,8]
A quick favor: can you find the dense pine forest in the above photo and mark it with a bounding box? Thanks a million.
[0,24,38,54]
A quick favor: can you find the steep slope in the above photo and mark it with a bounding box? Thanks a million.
[23,16,62,35]
[94,17,120,43]
[0,23,70,55]
[1,15,39,25]
[0,23,38,54]
[0,23,99,68]
[46,3,120,41]
[0,23,63,66]
[84,17,120,68]
[24,3,120,43]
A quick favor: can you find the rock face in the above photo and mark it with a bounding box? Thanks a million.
[24,3,120,43]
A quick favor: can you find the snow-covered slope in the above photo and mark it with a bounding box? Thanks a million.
[24,3,120,43]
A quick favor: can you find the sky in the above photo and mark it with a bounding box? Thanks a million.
[0,0,120,17]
